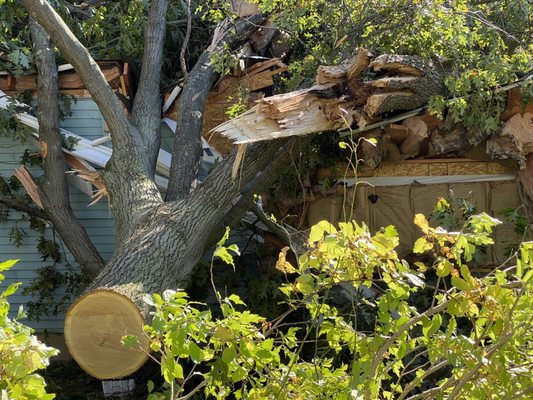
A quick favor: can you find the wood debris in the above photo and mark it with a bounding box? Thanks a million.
[165,57,288,156]
[487,112,533,168]
[212,50,446,145]
[0,62,127,96]
[399,116,428,157]
[13,166,43,209]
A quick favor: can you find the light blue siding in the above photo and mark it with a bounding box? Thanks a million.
[0,98,115,333]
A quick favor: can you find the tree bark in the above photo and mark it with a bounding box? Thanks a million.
[165,15,265,201]
[29,18,105,279]
[65,138,293,379]
[22,0,162,244]
[130,0,169,178]
[21,0,294,380]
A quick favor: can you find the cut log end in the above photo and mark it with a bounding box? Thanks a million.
[64,290,149,380]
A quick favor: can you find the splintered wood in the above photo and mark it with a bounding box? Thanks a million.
[13,166,43,209]
[0,62,128,96]
[165,58,287,156]
[212,50,445,144]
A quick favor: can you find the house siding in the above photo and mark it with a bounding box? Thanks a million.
[0,98,115,333]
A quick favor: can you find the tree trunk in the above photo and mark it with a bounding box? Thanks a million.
[64,138,292,379]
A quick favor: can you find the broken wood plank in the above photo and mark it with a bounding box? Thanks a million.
[0,65,122,92]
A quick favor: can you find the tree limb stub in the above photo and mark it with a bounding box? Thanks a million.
[212,50,446,144]
[487,112,533,168]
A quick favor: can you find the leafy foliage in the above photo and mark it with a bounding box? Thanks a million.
[125,213,532,399]
[0,260,57,400]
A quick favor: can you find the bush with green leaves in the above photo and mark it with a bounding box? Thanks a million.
[124,214,532,399]
[0,260,57,400]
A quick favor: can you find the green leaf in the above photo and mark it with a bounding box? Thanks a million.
[451,276,470,291]
[413,237,432,254]
[147,380,154,393]
[121,335,139,348]
[1,282,20,297]
[309,220,337,243]
[436,260,452,277]
[0,259,18,272]
[188,342,204,363]
[150,339,162,353]
[414,214,430,234]
[217,226,231,246]
[222,345,237,364]
[143,293,157,307]
[227,294,245,306]
[296,273,315,295]
[422,314,442,337]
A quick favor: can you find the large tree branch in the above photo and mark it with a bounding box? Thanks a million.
[29,18,105,279]
[131,0,169,178]
[21,0,136,152]
[23,1,164,243]
[165,14,265,201]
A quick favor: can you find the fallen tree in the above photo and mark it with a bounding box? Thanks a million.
[5,0,530,380]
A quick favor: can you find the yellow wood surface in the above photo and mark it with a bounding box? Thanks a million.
[64,290,149,380]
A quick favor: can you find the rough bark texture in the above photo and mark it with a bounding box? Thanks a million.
[22,0,300,379]
[130,0,169,178]
[88,139,290,310]
[22,0,161,246]
[430,121,469,156]
[29,18,105,279]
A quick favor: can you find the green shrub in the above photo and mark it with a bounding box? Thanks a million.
[0,260,57,400]
[125,215,533,399]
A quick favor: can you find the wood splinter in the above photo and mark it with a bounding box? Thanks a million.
[13,165,43,209]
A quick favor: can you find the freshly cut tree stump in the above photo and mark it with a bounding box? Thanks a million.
[64,290,149,379]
